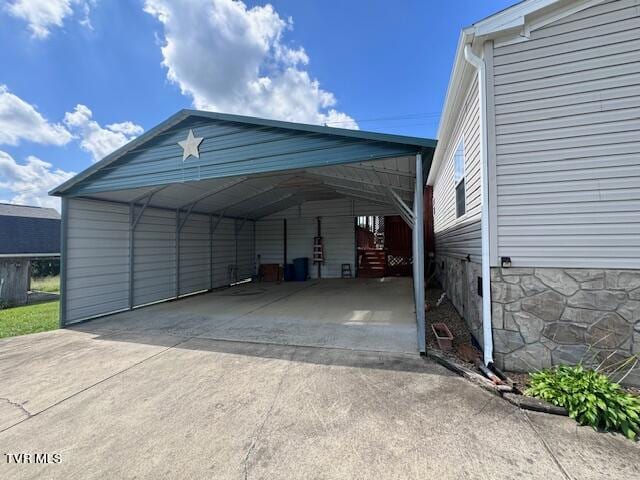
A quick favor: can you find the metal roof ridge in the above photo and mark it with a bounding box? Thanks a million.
[182,109,437,148]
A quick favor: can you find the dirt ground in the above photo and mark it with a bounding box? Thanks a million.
[425,286,478,367]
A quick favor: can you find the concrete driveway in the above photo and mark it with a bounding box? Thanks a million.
[1,326,638,479]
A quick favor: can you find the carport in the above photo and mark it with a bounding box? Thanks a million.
[51,110,435,353]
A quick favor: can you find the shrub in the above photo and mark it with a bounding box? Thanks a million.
[31,258,60,278]
[526,365,640,440]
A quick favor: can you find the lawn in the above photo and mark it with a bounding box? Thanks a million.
[0,301,59,339]
[31,275,60,293]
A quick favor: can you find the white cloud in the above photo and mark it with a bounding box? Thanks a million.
[0,150,75,210]
[106,121,144,136]
[5,0,94,39]
[144,0,357,129]
[0,85,72,146]
[64,104,144,162]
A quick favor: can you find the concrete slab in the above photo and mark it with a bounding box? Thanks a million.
[0,329,183,431]
[1,333,637,479]
[72,278,418,354]
[523,409,640,479]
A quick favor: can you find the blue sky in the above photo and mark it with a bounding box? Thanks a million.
[0,0,515,209]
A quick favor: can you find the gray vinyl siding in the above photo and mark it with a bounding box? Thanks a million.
[433,75,482,262]
[65,198,130,323]
[492,0,640,268]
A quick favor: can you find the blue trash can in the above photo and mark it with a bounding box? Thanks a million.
[283,263,295,281]
[292,257,309,281]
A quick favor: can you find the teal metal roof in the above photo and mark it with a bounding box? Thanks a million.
[51,109,436,197]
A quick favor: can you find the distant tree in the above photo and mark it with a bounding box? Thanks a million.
[31,258,60,277]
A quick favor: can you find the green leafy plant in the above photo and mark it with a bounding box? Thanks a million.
[526,365,640,440]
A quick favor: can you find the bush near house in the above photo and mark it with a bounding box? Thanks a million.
[0,301,59,339]
[526,365,640,440]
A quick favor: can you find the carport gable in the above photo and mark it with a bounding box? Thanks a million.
[51,110,435,197]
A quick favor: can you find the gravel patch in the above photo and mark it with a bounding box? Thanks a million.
[425,286,477,369]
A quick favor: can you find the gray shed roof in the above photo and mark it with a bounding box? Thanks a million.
[0,203,60,219]
[0,204,60,256]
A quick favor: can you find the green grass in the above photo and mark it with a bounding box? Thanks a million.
[0,301,59,339]
[31,275,60,293]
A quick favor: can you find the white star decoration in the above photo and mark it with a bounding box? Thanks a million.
[178,129,204,161]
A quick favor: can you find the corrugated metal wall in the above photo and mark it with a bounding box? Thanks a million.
[64,195,393,323]
[255,199,388,279]
[287,217,315,271]
[255,219,283,265]
[133,207,175,306]
[65,198,130,322]
[491,0,640,268]
[212,217,236,288]
[179,213,209,295]
[235,219,255,281]
[64,198,255,324]
[320,216,356,278]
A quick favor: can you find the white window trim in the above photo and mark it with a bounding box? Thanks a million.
[453,137,466,219]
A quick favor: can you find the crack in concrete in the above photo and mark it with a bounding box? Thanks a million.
[522,410,573,480]
[242,346,297,480]
[0,337,189,435]
[0,397,32,418]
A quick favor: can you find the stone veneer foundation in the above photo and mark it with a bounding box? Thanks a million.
[435,256,483,348]
[491,267,640,387]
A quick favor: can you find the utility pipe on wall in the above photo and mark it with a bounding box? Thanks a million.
[463,43,494,366]
[414,153,426,354]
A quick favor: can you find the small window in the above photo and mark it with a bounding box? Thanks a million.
[454,139,465,218]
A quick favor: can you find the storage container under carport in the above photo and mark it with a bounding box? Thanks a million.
[293,257,309,281]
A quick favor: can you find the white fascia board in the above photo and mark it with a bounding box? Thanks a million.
[472,0,559,37]
[524,0,606,34]
[427,30,474,186]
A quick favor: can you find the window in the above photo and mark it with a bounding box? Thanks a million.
[453,139,465,218]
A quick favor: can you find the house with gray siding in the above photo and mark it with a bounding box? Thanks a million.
[429,0,640,384]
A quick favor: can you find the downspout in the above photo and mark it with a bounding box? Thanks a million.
[464,43,494,366]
